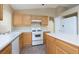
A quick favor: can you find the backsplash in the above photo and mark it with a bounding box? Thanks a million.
[32,22,41,28]
[13,26,48,31]
[13,26,32,31]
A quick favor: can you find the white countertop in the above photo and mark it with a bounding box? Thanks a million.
[47,32,79,47]
[0,29,50,51]
[12,30,32,32]
[0,32,21,51]
[12,29,50,32]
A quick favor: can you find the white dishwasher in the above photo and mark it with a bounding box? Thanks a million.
[12,37,20,54]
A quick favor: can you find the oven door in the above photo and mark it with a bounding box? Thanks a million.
[32,32,43,41]
[35,34,41,37]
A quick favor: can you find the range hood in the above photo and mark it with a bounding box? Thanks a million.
[32,20,42,23]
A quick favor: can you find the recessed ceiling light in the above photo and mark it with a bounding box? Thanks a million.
[42,4,45,6]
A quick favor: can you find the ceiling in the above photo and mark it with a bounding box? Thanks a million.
[11,4,78,10]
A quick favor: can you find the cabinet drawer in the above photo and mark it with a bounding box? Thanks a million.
[56,39,79,54]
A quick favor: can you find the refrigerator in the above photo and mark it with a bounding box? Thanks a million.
[62,16,78,35]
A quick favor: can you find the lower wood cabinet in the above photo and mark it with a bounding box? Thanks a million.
[43,32,49,44]
[0,32,32,54]
[22,32,32,47]
[56,39,79,54]
[56,46,67,54]
[0,44,12,54]
[19,33,24,50]
[45,33,56,54]
[20,32,32,48]
[45,33,79,54]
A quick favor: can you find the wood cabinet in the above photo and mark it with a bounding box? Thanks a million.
[23,15,32,26]
[41,16,48,26]
[19,32,32,50]
[31,15,42,20]
[0,44,12,54]
[45,33,79,54]
[22,32,32,47]
[13,12,23,26]
[56,46,67,54]
[45,33,56,54]
[13,12,48,26]
[19,33,23,51]
[43,32,46,44]
[32,15,48,26]
[0,4,3,20]
[56,39,79,54]
[13,12,32,26]
[43,32,49,44]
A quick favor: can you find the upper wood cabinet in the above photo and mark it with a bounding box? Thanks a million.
[13,12,23,26]
[31,15,42,20]
[13,12,32,26]
[41,16,48,26]
[32,15,48,26]
[0,4,3,20]
[23,15,32,26]
[13,12,48,26]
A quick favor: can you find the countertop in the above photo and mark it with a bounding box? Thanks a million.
[47,32,79,47]
[0,31,79,51]
[0,29,50,51]
[12,29,50,32]
[0,32,21,51]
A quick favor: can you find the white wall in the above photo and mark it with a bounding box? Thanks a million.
[13,6,68,32]
[54,16,63,33]
[47,18,54,32]
[0,5,12,33]
[61,5,79,16]
[16,8,56,17]
[55,6,67,17]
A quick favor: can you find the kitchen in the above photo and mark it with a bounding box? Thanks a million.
[0,4,79,54]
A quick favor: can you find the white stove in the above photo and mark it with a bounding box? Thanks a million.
[32,28,43,45]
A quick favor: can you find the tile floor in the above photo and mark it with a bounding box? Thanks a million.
[21,44,47,54]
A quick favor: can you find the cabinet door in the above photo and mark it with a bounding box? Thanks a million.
[56,46,67,54]
[42,16,48,26]
[31,16,42,20]
[45,33,56,54]
[56,39,79,54]
[0,4,3,20]
[19,34,23,50]
[26,32,32,45]
[13,13,23,26]
[43,32,47,44]
[22,32,32,47]
[0,44,12,54]
[23,15,32,26]
[44,32,50,44]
